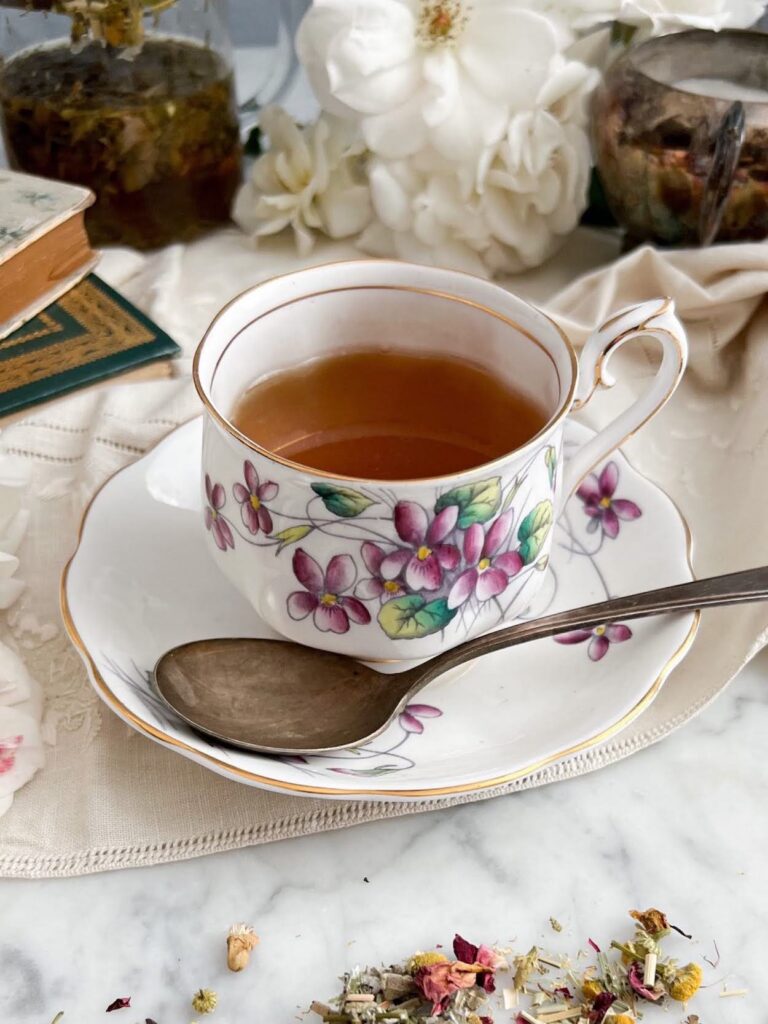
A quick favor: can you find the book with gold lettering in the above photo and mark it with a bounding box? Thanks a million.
[0,273,181,419]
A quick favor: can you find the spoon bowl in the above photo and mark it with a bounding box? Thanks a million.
[154,566,768,754]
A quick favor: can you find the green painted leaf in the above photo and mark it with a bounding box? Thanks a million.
[517,499,554,564]
[545,446,557,488]
[377,595,456,640]
[435,477,501,528]
[311,483,375,518]
[535,554,550,572]
[273,524,312,550]
[501,475,524,512]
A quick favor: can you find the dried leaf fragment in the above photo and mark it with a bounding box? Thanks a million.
[549,918,563,933]
[514,946,540,990]
[227,922,259,972]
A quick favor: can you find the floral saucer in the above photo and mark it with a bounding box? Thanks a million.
[62,418,697,801]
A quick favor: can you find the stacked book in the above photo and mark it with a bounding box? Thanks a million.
[0,170,180,418]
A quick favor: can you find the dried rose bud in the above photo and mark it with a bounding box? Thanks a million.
[668,963,703,1002]
[191,988,218,1014]
[227,923,259,972]
[629,908,669,937]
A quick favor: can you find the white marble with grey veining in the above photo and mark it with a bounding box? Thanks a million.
[1,651,766,1024]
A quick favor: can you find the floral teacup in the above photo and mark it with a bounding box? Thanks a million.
[194,260,687,664]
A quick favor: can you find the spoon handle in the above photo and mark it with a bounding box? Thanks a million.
[422,565,768,680]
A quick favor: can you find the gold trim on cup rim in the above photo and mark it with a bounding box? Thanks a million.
[59,419,700,800]
[192,262,580,486]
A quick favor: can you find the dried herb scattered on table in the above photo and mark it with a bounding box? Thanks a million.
[309,909,707,1024]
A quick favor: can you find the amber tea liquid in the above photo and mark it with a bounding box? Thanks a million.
[231,350,547,481]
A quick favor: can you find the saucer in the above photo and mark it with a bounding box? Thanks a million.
[62,418,697,801]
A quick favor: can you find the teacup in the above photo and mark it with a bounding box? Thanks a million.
[194,260,687,664]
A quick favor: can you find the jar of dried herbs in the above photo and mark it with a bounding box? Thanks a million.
[0,0,243,249]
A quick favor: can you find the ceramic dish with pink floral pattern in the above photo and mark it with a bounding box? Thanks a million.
[61,418,697,801]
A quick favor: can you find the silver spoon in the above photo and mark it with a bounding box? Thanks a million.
[153,565,768,755]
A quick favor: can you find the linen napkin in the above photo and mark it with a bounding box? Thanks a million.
[1,229,767,878]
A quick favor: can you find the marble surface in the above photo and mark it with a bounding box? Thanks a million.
[1,649,766,1024]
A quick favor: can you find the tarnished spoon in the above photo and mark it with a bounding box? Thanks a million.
[153,566,768,755]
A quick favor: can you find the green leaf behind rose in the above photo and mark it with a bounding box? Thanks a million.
[378,594,456,639]
[435,477,501,528]
[517,499,553,564]
[311,483,376,518]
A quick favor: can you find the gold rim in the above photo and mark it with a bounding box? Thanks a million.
[192,262,580,486]
[59,418,699,799]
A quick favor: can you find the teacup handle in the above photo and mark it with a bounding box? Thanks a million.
[560,297,688,508]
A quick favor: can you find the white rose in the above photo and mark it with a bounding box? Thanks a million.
[297,0,571,162]
[233,106,372,256]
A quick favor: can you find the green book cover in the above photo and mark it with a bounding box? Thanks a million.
[0,273,181,416]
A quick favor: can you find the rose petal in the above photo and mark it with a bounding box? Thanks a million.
[448,568,478,609]
[483,510,514,556]
[589,634,610,661]
[325,553,356,594]
[258,481,278,501]
[233,482,249,504]
[292,548,324,594]
[463,523,484,565]
[241,503,261,534]
[314,602,350,633]
[475,566,509,602]
[576,475,600,504]
[355,577,384,600]
[394,500,428,544]
[599,461,619,498]
[287,591,318,620]
[605,623,632,643]
[602,508,620,539]
[380,547,411,580]
[435,544,460,570]
[494,550,523,577]
[399,711,424,733]
[244,460,260,493]
[427,504,458,544]
[340,596,371,624]
[453,934,479,962]
[211,483,225,510]
[554,628,592,644]
[361,540,385,576]
[406,704,442,718]
[405,552,442,591]
[612,499,641,521]
[257,506,273,534]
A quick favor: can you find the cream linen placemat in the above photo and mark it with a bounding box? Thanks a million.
[1,230,767,878]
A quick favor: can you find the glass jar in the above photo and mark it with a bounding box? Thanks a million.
[592,29,768,246]
[0,0,243,249]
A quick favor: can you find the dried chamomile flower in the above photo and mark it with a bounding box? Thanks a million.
[582,977,603,1001]
[611,1016,635,1024]
[667,963,703,1001]
[227,922,259,972]
[191,988,218,1014]
[629,908,669,938]
[611,929,660,965]
[406,951,448,973]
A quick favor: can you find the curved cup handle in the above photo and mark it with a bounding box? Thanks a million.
[559,297,688,511]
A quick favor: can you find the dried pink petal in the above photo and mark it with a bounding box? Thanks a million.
[627,961,663,1001]
[589,991,616,1023]
[105,998,131,1012]
[588,937,601,952]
